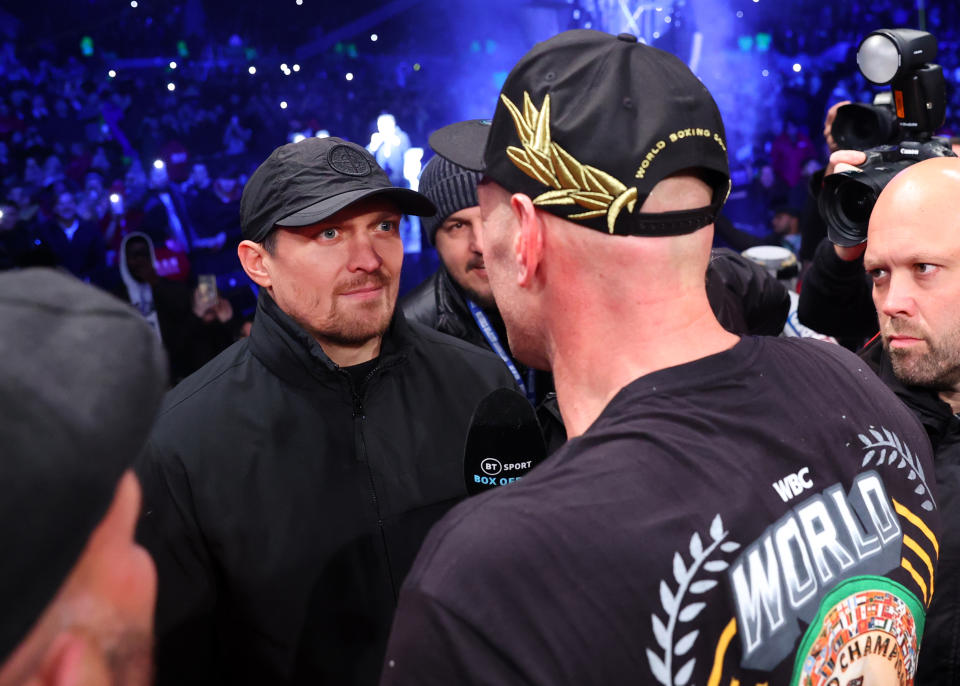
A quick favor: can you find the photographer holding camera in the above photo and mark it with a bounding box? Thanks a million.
[799,29,960,683]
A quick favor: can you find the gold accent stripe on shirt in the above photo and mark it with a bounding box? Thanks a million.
[893,499,939,558]
[707,618,737,686]
[901,556,928,605]
[903,534,935,602]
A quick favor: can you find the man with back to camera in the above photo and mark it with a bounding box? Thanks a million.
[135,136,515,685]
[380,30,941,686]
[0,268,167,686]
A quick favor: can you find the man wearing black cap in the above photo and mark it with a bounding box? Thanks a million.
[0,269,167,686]
[381,31,940,686]
[136,137,514,686]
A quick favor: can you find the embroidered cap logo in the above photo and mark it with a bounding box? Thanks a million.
[501,91,639,234]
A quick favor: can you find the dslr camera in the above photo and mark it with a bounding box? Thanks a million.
[820,29,955,246]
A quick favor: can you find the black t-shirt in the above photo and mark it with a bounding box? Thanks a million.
[381,336,940,686]
[343,357,380,396]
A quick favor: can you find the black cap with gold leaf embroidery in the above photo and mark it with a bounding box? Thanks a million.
[429,30,731,237]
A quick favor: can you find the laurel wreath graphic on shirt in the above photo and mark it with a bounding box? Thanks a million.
[859,426,936,511]
[646,514,740,686]
[500,91,639,234]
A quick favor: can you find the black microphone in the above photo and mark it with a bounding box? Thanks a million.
[463,388,548,496]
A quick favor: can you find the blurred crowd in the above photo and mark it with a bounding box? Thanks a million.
[3,0,960,378]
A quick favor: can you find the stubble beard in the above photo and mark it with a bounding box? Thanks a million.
[885,322,960,392]
[312,271,396,347]
[454,257,497,310]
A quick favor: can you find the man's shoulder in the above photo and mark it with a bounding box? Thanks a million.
[156,338,253,419]
[404,485,542,594]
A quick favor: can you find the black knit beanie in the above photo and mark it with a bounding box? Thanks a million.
[418,154,482,246]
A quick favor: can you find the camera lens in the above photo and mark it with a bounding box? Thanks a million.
[838,184,877,227]
[820,159,915,247]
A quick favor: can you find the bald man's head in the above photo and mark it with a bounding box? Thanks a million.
[865,157,960,392]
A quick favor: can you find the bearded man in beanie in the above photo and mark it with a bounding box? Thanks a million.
[402,151,547,405]
[0,269,167,686]
[382,31,940,686]
[135,137,514,686]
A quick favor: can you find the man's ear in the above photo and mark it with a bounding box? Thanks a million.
[237,240,272,289]
[44,632,111,686]
[509,194,543,288]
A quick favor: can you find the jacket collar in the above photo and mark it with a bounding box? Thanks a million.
[860,336,958,447]
[249,290,410,389]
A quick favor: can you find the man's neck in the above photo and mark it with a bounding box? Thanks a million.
[320,336,383,368]
[550,296,739,438]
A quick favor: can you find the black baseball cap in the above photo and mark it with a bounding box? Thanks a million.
[0,268,167,662]
[240,137,436,242]
[430,30,731,237]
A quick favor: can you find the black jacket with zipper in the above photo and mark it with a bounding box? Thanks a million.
[861,337,960,685]
[136,290,515,686]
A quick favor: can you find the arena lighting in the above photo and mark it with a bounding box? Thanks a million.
[316,129,330,138]
[792,63,802,72]
[108,69,117,78]
[762,69,770,76]
[403,147,424,191]
[109,193,120,203]
[248,66,257,75]
[166,82,176,91]
[169,61,177,69]
[664,16,671,23]
[296,0,303,4]
[292,133,306,143]
[345,72,354,81]
[292,64,300,72]
[280,63,288,70]
[280,101,288,109]
[130,0,137,6]
[153,159,165,170]
[370,34,378,42]
[857,29,938,85]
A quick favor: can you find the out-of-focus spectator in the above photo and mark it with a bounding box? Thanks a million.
[770,120,816,187]
[115,232,235,384]
[32,190,108,285]
[223,114,251,156]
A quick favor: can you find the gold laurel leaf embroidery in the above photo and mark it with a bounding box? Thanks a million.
[501,94,535,147]
[568,192,611,211]
[550,143,581,188]
[607,188,639,234]
[585,166,628,197]
[525,148,559,188]
[501,91,638,232]
[553,145,589,189]
[522,92,539,135]
[534,190,578,205]
[533,93,551,153]
[506,147,553,187]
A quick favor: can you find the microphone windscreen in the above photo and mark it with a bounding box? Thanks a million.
[463,388,547,496]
